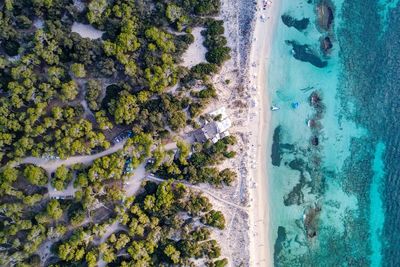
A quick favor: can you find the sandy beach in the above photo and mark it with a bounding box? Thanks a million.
[194,0,283,265]
[200,0,282,264]
[247,0,281,266]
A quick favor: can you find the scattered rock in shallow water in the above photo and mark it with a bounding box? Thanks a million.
[304,205,321,239]
[281,14,310,31]
[286,40,328,68]
[321,36,333,53]
[311,136,319,146]
[310,91,324,110]
[294,233,308,246]
[288,158,305,172]
[308,230,317,238]
[308,119,317,128]
[317,0,334,31]
[284,182,304,206]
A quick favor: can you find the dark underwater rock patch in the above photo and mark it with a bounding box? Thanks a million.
[321,36,333,53]
[274,226,288,265]
[271,126,295,167]
[304,205,321,239]
[311,136,319,146]
[284,181,305,206]
[281,14,310,31]
[271,126,282,166]
[286,40,328,68]
[288,158,305,172]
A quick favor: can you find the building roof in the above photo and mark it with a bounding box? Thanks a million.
[193,122,219,143]
[212,134,220,143]
[209,107,228,120]
[216,118,232,133]
[193,108,232,143]
[203,121,218,139]
[193,128,208,143]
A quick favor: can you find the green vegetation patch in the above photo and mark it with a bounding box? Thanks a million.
[0,0,236,265]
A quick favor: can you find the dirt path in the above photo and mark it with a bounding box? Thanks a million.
[18,140,180,175]
[19,140,127,174]
[146,174,247,211]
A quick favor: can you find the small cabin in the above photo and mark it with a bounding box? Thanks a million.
[193,107,232,143]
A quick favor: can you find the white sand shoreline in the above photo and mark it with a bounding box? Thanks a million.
[248,0,281,266]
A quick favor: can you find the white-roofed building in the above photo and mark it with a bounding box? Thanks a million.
[216,117,231,133]
[193,107,232,143]
[209,107,228,120]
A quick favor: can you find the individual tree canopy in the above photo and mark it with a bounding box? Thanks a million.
[52,165,73,190]
[87,0,107,24]
[108,90,139,125]
[23,165,47,186]
[60,80,79,101]
[85,79,103,111]
[103,18,140,77]
[123,132,153,167]
[203,20,231,65]
[47,199,63,220]
[71,63,86,78]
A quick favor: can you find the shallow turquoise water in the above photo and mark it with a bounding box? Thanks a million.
[265,0,399,265]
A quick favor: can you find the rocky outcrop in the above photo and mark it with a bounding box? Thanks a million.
[311,136,319,146]
[321,36,333,53]
[317,0,334,31]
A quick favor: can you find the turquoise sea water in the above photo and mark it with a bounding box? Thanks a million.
[266,0,400,265]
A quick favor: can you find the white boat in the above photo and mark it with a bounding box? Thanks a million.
[271,105,280,111]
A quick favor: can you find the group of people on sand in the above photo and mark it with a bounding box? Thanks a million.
[263,0,272,10]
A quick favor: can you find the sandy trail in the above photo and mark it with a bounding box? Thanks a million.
[20,141,127,174]
[19,140,180,175]
[146,174,247,211]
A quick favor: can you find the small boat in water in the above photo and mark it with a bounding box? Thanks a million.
[271,105,280,111]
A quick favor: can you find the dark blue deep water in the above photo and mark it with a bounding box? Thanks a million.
[341,1,400,266]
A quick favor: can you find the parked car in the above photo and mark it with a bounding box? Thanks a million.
[112,130,133,144]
